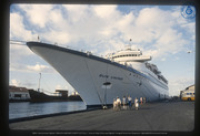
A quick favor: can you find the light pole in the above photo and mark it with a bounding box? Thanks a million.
[38,73,41,92]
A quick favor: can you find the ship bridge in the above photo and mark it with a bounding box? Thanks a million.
[111,46,151,63]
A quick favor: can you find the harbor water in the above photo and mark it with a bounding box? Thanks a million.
[9,101,86,119]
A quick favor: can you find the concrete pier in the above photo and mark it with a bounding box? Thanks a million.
[9,101,194,132]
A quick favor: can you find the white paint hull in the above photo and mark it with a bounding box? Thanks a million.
[27,42,169,107]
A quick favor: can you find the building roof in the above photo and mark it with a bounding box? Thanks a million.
[181,85,195,92]
[185,85,195,90]
[9,86,29,93]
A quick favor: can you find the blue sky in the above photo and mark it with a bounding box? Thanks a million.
[9,4,195,96]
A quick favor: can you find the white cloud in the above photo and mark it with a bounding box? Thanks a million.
[10,43,34,62]
[42,30,71,44]
[11,5,194,61]
[10,63,56,73]
[154,29,188,57]
[168,77,194,96]
[93,5,118,19]
[27,64,46,72]
[10,79,21,86]
[161,58,166,61]
[63,5,90,23]
[10,12,36,41]
[18,4,53,28]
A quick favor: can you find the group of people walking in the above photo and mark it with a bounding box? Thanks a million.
[113,95,145,111]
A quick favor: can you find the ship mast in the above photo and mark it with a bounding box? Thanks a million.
[126,39,132,50]
[129,38,132,46]
[38,73,41,92]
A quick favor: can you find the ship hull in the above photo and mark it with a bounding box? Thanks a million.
[27,42,169,107]
[28,89,69,102]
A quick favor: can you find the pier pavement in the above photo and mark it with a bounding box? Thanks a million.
[9,101,194,132]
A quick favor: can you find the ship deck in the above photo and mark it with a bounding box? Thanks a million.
[9,101,195,134]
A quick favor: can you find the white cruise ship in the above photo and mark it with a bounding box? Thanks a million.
[26,41,169,108]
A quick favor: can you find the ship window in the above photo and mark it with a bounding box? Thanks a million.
[103,82,111,85]
[14,94,21,98]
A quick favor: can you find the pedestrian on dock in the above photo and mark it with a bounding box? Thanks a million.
[122,96,127,110]
[134,98,139,110]
[140,97,143,105]
[128,95,132,110]
[143,97,146,104]
[113,98,118,110]
[116,97,121,111]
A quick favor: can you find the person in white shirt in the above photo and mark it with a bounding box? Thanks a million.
[134,98,139,110]
[113,98,117,110]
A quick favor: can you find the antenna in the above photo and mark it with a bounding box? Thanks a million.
[129,39,132,45]
[38,35,40,42]
[126,38,132,50]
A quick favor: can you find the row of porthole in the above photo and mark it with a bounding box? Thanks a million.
[112,54,140,59]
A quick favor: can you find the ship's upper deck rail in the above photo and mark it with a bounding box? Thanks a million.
[145,63,168,84]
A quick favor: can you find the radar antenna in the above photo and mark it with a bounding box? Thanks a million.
[129,38,132,45]
[126,38,132,50]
